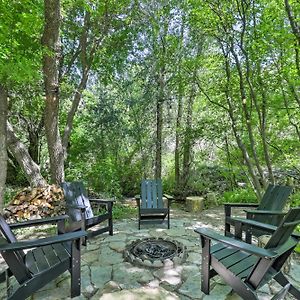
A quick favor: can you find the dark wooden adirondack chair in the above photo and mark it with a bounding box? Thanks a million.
[136,179,173,229]
[0,214,86,299]
[224,184,292,242]
[62,181,114,245]
[195,207,300,300]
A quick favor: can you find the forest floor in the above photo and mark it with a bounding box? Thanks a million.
[0,204,299,299]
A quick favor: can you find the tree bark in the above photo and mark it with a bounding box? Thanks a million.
[42,0,64,184]
[155,81,163,179]
[7,122,47,187]
[0,85,7,210]
[181,72,197,196]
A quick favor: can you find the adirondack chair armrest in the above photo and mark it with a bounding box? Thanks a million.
[89,199,115,205]
[224,203,259,208]
[163,194,174,200]
[67,203,87,210]
[8,215,69,229]
[224,203,259,217]
[194,227,277,258]
[233,217,300,240]
[244,210,285,215]
[0,230,87,251]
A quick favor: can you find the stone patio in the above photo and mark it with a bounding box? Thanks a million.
[0,205,299,299]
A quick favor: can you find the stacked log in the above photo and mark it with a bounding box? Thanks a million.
[3,185,66,222]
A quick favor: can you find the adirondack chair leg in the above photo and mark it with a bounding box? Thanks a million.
[167,210,170,229]
[274,272,300,299]
[224,206,231,236]
[71,238,81,298]
[108,202,113,235]
[245,232,252,244]
[234,221,243,240]
[82,211,87,246]
[201,236,211,294]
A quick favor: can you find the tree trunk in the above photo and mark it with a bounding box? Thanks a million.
[181,73,197,195]
[222,47,262,199]
[7,122,47,187]
[175,88,183,196]
[174,20,184,198]
[0,85,7,210]
[155,92,163,179]
[42,0,64,184]
[231,48,266,189]
[62,11,91,155]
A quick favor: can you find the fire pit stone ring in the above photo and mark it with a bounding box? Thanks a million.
[124,237,187,268]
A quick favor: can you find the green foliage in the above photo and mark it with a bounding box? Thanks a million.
[0,0,43,84]
[220,188,257,204]
[112,203,137,220]
[89,157,122,198]
[290,191,300,207]
[4,185,20,205]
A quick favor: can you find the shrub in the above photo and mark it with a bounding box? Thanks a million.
[220,187,257,204]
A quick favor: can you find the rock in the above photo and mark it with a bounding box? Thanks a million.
[91,265,112,289]
[203,283,232,299]
[108,241,126,252]
[98,249,124,266]
[99,287,179,300]
[178,272,203,299]
[112,263,153,288]
[186,196,204,213]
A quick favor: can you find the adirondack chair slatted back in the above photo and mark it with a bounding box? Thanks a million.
[62,182,94,221]
[258,185,292,211]
[141,179,163,209]
[0,215,32,284]
[247,208,300,288]
[265,207,300,248]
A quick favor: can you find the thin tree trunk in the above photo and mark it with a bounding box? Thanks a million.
[281,85,300,141]
[62,11,91,155]
[181,72,197,195]
[284,0,300,77]
[256,65,275,184]
[155,76,163,179]
[7,122,47,187]
[175,19,184,197]
[0,85,7,210]
[42,0,64,184]
[222,47,262,199]
[231,48,266,188]
[175,86,183,195]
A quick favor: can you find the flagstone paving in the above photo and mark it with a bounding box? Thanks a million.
[0,205,299,299]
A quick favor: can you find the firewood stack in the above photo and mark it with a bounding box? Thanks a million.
[3,185,66,223]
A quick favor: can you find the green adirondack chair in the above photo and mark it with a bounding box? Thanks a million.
[0,214,86,299]
[224,184,293,242]
[136,179,173,229]
[195,207,300,300]
[62,181,114,245]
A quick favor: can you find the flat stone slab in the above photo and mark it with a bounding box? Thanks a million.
[99,287,179,300]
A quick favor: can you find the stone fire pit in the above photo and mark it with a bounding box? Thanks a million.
[124,237,187,268]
